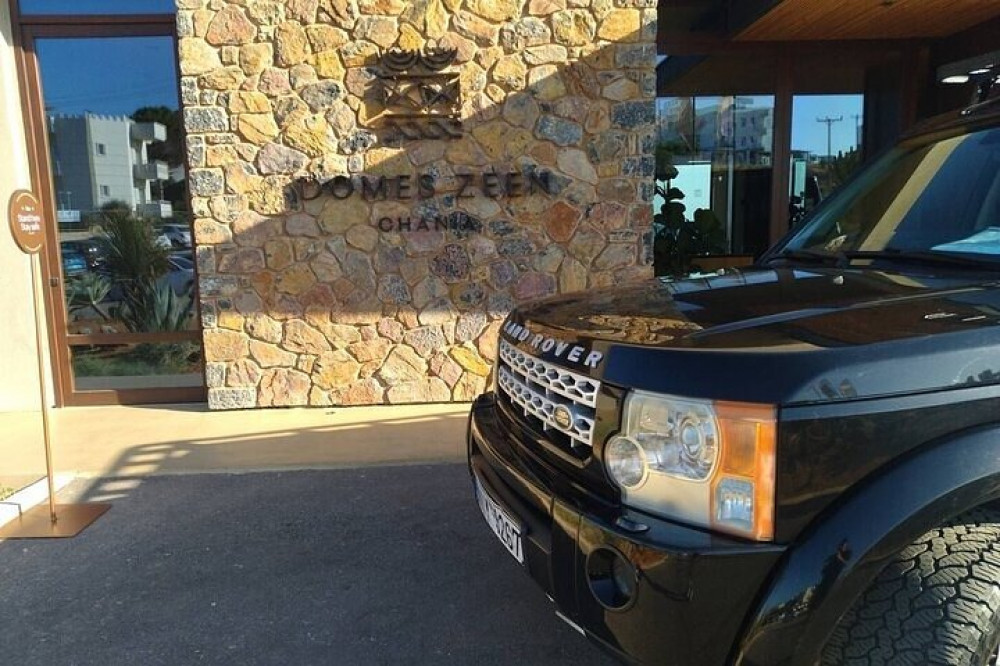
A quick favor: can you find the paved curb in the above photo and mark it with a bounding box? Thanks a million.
[0,474,72,530]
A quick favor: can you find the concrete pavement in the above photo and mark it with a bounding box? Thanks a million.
[0,465,614,666]
[0,403,470,487]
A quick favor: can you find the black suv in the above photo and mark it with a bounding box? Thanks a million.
[469,96,1000,665]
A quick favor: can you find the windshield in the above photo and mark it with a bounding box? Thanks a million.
[773,125,1000,265]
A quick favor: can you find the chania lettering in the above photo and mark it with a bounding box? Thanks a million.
[503,321,604,369]
[295,170,553,202]
[378,213,482,233]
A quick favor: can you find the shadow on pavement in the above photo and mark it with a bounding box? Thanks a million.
[0,465,614,666]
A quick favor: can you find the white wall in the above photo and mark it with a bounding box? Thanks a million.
[0,4,51,411]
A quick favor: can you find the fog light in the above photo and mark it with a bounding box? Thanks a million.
[586,547,637,611]
[605,436,646,489]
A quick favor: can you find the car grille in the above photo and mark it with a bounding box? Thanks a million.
[497,339,600,450]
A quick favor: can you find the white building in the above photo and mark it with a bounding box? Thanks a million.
[48,113,172,222]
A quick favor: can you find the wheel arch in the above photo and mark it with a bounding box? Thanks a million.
[734,423,1000,666]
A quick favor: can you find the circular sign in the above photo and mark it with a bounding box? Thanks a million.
[8,190,45,254]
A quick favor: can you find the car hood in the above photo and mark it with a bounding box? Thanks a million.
[503,268,1000,405]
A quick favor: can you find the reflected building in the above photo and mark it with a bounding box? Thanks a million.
[658,97,774,167]
[48,113,173,223]
[655,96,777,256]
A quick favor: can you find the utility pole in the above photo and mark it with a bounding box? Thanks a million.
[816,115,843,159]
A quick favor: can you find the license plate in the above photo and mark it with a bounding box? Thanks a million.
[475,477,524,564]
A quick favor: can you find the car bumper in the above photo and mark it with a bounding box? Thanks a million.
[467,394,785,666]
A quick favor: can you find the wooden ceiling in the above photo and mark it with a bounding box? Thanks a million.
[736,0,1000,41]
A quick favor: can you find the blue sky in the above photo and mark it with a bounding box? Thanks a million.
[36,37,178,116]
[792,94,864,156]
[20,0,175,14]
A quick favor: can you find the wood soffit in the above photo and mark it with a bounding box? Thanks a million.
[735,0,1000,41]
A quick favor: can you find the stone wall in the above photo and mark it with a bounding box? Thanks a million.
[176,0,657,409]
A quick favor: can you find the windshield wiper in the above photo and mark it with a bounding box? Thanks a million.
[766,248,997,271]
[764,249,843,265]
[841,249,998,269]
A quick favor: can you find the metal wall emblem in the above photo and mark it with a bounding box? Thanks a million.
[375,48,462,141]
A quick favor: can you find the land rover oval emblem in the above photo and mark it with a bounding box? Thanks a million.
[553,406,573,430]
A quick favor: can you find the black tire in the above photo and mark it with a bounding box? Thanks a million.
[821,509,1000,666]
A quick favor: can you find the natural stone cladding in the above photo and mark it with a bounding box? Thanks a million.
[177,0,657,409]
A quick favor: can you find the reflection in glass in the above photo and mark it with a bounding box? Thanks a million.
[72,342,203,390]
[781,128,1000,261]
[35,35,200,396]
[789,95,864,227]
[655,96,776,274]
[36,37,195,337]
[19,0,175,14]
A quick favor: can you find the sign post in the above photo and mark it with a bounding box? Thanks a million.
[0,190,109,539]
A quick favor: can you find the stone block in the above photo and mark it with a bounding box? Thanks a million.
[208,387,257,410]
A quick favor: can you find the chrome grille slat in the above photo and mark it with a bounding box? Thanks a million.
[497,340,601,448]
[499,341,599,408]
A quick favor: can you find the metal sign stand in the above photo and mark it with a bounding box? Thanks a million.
[1,190,109,539]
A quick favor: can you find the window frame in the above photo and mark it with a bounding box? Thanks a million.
[8,0,204,406]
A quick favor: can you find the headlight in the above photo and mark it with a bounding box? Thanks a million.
[605,391,776,541]
[605,436,647,488]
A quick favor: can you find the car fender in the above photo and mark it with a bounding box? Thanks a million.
[734,423,1000,666]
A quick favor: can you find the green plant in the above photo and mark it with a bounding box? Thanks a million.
[653,183,727,277]
[72,341,200,377]
[96,207,177,332]
[826,147,862,191]
[67,272,114,322]
[99,207,169,288]
[652,143,729,276]
[117,280,194,333]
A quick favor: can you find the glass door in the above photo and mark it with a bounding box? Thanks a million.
[655,95,776,275]
[19,23,204,405]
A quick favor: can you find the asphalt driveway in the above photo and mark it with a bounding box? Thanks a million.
[0,465,614,666]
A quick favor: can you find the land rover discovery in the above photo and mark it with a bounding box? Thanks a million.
[468,94,1000,665]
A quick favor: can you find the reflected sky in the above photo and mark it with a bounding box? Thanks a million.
[36,37,178,116]
[19,0,175,14]
[793,95,864,156]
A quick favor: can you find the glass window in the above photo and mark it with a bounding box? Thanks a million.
[655,95,776,275]
[778,127,1000,262]
[18,0,175,14]
[788,94,865,228]
[37,36,196,348]
[71,342,203,391]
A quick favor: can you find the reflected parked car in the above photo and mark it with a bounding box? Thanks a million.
[61,250,88,278]
[60,239,105,270]
[161,223,192,249]
[168,254,194,270]
[163,255,195,296]
[153,232,172,250]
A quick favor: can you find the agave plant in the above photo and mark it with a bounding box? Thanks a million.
[67,272,113,322]
[97,206,169,291]
[94,206,180,332]
[117,280,194,333]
